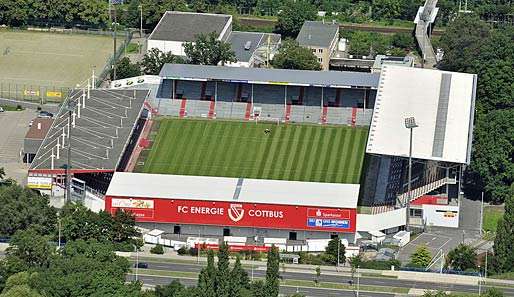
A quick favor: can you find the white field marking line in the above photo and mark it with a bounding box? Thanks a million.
[0,76,69,84]
[7,50,84,57]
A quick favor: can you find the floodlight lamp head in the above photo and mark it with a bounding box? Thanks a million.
[404,117,418,129]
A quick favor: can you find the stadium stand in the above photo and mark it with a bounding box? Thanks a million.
[28,89,149,195]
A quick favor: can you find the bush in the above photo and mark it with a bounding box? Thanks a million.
[150,244,164,254]
[114,241,135,252]
[177,246,188,255]
[359,259,401,270]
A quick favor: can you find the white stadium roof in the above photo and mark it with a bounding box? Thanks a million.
[106,172,359,209]
[366,65,477,164]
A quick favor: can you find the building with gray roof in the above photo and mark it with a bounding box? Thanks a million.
[226,31,281,68]
[29,89,148,174]
[297,21,340,70]
[147,11,233,56]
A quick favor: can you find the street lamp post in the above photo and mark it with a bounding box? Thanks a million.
[404,117,418,232]
[356,265,360,297]
[134,244,139,281]
[139,4,143,38]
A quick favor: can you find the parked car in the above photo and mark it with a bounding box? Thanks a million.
[134,262,148,269]
[38,111,53,118]
[0,107,4,112]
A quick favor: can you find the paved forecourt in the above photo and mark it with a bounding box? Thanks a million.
[140,118,368,184]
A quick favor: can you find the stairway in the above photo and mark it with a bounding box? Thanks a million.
[397,176,456,206]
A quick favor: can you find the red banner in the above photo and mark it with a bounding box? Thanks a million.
[195,243,270,252]
[105,196,356,233]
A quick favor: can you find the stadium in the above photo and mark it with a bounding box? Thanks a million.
[28,62,477,250]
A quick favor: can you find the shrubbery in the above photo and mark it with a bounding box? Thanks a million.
[150,244,164,255]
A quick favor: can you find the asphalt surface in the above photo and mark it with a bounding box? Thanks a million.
[128,260,514,296]
[0,108,35,184]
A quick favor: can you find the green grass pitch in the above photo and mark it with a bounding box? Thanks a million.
[0,30,116,100]
[141,118,368,184]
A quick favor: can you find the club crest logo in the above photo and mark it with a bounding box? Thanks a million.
[228,204,244,222]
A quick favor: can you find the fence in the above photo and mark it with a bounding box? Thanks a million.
[0,82,70,104]
[96,30,133,87]
[0,28,133,102]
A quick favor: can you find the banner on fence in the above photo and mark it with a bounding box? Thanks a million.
[46,91,62,98]
[23,90,40,96]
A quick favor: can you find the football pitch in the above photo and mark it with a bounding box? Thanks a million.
[0,30,116,101]
[141,119,368,184]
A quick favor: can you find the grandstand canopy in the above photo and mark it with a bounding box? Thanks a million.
[160,64,380,89]
[29,89,148,173]
[106,172,360,209]
[366,65,477,164]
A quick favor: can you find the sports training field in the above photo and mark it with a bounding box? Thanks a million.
[141,119,368,184]
[0,30,115,100]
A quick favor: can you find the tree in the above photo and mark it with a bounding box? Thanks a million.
[372,0,402,19]
[154,279,187,297]
[150,244,164,255]
[445,244,477,271]
[264,245,280,297]
[467,109,514,203]
[0,272,42,297]
[5,228,53,270]
[438,14,491,73]
[274,0,317,38]
[141,48,184,75]
[230,256,250,296]
[271,39,321,70]
[183,32,236,66]
[409,245,432,268]
[112,57,141,80]
[325,238,346,265]
[30,239,140,297]
[197,249,216,297]
[391,33,415,50]
[215,242,231,297]
[59,202,140,250]
[492,186,514,273]
[0,184,56,237]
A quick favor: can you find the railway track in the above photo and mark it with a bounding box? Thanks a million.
[238,16,444,36]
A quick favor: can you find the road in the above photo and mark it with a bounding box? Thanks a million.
[131,275,394,297]
[128,260,514,296]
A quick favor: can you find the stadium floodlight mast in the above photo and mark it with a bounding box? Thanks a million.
[404,116,418,232]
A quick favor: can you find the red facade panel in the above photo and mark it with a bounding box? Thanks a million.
[105,196,357,233]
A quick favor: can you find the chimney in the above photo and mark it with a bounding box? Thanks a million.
[37,122,41,130]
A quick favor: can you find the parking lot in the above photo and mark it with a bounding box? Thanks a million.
[0,108,37,184]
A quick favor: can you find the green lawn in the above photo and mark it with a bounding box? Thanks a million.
[0,29,120,102]
[140,118,368,184]
[483,205,504,233]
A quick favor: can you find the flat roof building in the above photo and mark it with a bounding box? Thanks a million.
[366,65,477,164]
[226,31,281,68]
[105,172,359,241]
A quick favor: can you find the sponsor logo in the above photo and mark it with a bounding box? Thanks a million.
[112,198,154,209]
[307,218,350,229]
[228,204,245,222]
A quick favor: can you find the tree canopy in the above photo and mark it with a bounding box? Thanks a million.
[409,245,432,268]
[0,184,56,237]
[274,0,317,38]
[183,32,237,66]
[271,39,321,70]
[445,244,477,271]
[438,14,514,204]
